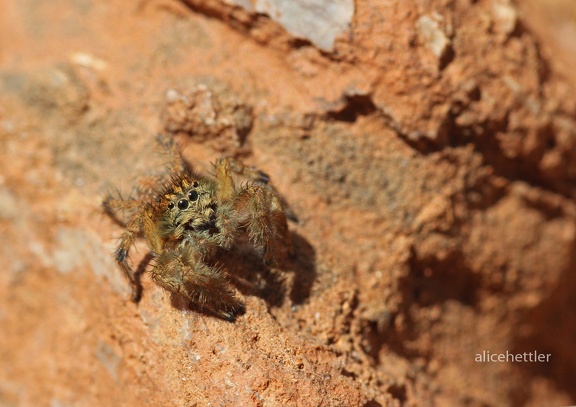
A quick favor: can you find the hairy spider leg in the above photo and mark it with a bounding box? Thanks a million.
[114,208,145,302]
[212,157,293,262]
[156,133,187,175]
[234,184,294,263]
[151,245,244,321]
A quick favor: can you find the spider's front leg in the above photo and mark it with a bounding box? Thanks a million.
[213,157,270,201]
[234,184,294,263]
[151,245,244,321]
[213,157,294,261]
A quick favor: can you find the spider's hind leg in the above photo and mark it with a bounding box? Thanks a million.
[103,193,147,302]
[156,133,190,175]
[102,192,140,226]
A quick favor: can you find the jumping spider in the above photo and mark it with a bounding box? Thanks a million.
[103,134,293,321]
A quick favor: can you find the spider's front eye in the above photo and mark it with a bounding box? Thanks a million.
[188,190,198,201]
[192,181,199,188]
[177,199,189,210]
[167,202,174,209]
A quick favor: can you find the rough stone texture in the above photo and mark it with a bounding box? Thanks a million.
[0,0,575,406]
[224,0,354,51]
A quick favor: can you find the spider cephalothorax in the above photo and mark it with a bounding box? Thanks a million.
[103,135,292,321]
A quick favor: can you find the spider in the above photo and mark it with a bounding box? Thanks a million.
[103,134,293,321]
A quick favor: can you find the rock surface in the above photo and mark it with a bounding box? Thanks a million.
[0,0,575,406]
[225,0,354,50]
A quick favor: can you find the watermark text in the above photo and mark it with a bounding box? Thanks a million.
[475,350,550,363]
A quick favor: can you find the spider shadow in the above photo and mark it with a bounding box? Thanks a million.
[285,231,317,305]
[127,251,153,303]
[214,230,317,310]
[170,293,246,322]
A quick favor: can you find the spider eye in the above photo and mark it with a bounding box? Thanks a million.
[177,199,189,210]
[192,181,199,187]
[167,202,174,209]
[188,190,198,201]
